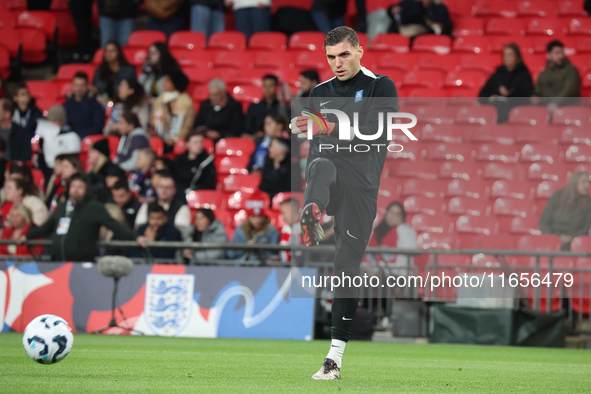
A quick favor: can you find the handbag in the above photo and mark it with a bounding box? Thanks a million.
[144,0,182,20]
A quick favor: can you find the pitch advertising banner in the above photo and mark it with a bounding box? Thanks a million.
[0,262,316,340]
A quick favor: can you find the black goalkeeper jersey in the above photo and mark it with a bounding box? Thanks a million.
[306,67,399,198]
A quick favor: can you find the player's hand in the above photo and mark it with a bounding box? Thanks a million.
[290,116,336,139]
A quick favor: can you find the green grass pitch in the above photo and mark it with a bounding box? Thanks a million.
[1,333,590,393]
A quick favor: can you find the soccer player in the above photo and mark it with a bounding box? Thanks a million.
[291,26,399,380]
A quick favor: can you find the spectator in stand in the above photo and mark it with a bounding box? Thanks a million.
[105,165,127,190]
[45,154,83,212]
[0,139,6,187]
[98,202,130,256]
[110,179,141,229]
[194,79,244,140]
[3,164,43,200]
[129,148,156,201]
[2,178,48,227]
[227,0,271,39]
[145,0,187,37]
[366,201,417,269]
[173,130,216,193]
[92,41,137,105]
[249,113,288,174]
[227,206,279,260]
[139,42,182,99]
[182,207,228,263]
[0,98,32,162]
[243,75,289,139]
[97,0,140,47]
[150,69,195,152]
[533,41,581,112]
[479,43,535,123]
[133,202,181,260]
[87,139,120,203]
[278,197,301,262]
[296,70,320,97]
[311,0,347,33]
[258,137,291,202]
[0,205,43,257]
[68,0,95,63]
[104,78,149,134]
[190,0,225,38]
[11,83,43,135]
[114,111,151,172]
[134,171,191,231]
[389,0,452,38]
[22,174,148,261]
[540,171,591,250]
[63,73,105,139]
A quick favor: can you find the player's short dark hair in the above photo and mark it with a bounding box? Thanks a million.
[148,202,166,214]
[262,74,278,85]
[111,179,130,192]
[300,70,319,83]
[73,72,89,82]
[547,40,564,53]
[325,26,359,48]
[0,98,15,115]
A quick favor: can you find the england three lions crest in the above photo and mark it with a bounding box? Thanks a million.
[144,274,194,336]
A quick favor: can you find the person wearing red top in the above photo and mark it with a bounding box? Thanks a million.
[366,201,417,270]
[0,205,43,257]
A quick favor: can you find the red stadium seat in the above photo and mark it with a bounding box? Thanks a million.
[214,156,250,175]
[411,105,456,124]
[411,214,454,233]
[438,161,481,182]
[452,36,491,54]
[447,197,491,216]
[271,191,303,211]
[209,31,247,50]
[251,50,291,69]
[508,106,550,126]
[443,70,487,92]
[186,190,225,210]
[248,31,287,51]
[288,31,324,51]
[412,35,452,55]
[458,54,502,74]
[226,190,270,210]
[169,31,206,51]
[18,28,47,63]
[190,84,208,104]
[482,162,527,181]
[557,1,588,17]
[460,233,515,250]
[516,1,557,17]
[473,0,516,18]
[400,70,445,89]
[510,215,541,235]
[567,17,591,35]
[535,180,562,200]
[31,168,45,192]
[492,197,535,217]
[476,144,520,163]
[376,52,420,72]
[218,174,262,193]
[560,127,591,145]
[463,125,514,144]
[172,49,211,68]
[485,18,525,36]
[292,50,327,71]
[211,50,253,69]
[417,53,460,73]
[456,215,499,235]
[149,137,164,157]
[417,232,460,250]
[0,11,15,30]
[0,29,21,58]
[26,80,58,100]
[490,179,534,200]
[54,11,78,47]
[424,143,474,162]
[55,64,97,82]
[446,179,490,199]
[527,162,570,182]
[455,105,498,125]
[406,88,448,98]
[517,234,561,252]
[215,138,256,157]
[184,67,221,85]
[552,106,591,126]
[452,18,484,37]
[514,126,560,144]
[404,196,446,215]
[400,179,447,198]
[525,18,567,36]
[394,161,439,179]
[519,144,562,164]
[16,11,56,41]
[6,0,27,11]
[122,47,147,67]
[419,124,463,143]
[370,33,410,53]
[126,30,166,48]
[232,85,262,110]
[565,145,591,163]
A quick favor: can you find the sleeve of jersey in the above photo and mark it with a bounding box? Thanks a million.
[354,77,400,140]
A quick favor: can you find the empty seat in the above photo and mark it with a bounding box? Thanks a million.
[485,18,525,36]
[439,161,481,181]
[464,125,514,144]
[370,33,410,53]
[446,179,489,199]
[473,0,516,18]
[55,64,97,82]
[288,31,324,51]
[232,85,262,110]
[455,105,497,125]
[215,138,256,157]
[209,31,247,50]
[452,36,491,54]
[476,144,520,163]
[444,70,487,91]
[214,156,250,175]
[492,197,535,217]
[448,197,491,216]
[552,106,591,126]
[411,214,454,233]
[17,28,47,63]
[122,47,146,66]
[458,54,500,74]
[560,127,591,145]
[16,11,56,41]
[248,31,287,51]
[456,215,499,235]
[557,1,588,17]
[452,18,484,37]
[417,53,461,73]
[0,29,21,58]
[186,190,225,210]
[293,50,327,71]
[401,70,445,89]
[169,31,207,50]
[419,124,463,143]
[508,106,550,126]
[516,1,557,17]
[424,143,474,162]
[517,234,561,252]
[410,105,455,124]
[376,52,420,72]
[0,11,15,30]
[400,179,447,198]
[565,145,591,163]
[491,179,534,200]
[417,232,460,250]
[126,30,166,48]
[527,162,570,182]
[567,17,591,35]
[520,144,562,164]
[385,141,423,161]
[211,50,253,69]
[412,34,452,55]
[525,18,567,36]
[403,196,446,216]
[510,215,542,235]
[536,180,562,200]
[26,80,58,100]
[514,125,560,144]
[460,233,516,250]
[394,161,439,179]
[218,174,262,193]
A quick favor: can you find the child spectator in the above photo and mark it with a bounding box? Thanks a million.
[11,82,43,135]
[173,130,216,193]
[104,78,149,134]
[128,147,156,200]
[0,205,42,257]
[249,113,288,174]
[114,111,151,171]
[182,208,228,263]
[134,202,182,260]
[258,137,291,201]
[227,205,279,261]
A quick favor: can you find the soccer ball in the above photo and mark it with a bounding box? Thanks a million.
[22,314,74,364]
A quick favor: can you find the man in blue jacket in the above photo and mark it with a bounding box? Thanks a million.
[63,72,105,139]
[0,98,32,162]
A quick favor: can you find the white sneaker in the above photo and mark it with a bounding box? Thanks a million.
[311,358,341,380]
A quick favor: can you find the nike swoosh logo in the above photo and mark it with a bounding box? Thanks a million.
[346,230,358,240]
[320,101,331,106]
[331,345,338,347]
[342,317,352,321]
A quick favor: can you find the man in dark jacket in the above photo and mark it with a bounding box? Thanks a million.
[243,75,289,138]
[63,72,106,139]
[258,137,291,201]
[133,202,181,260]
[0,98,32,162]
[389,0,452,37]
[12,82,43,135]
[23,173,148,261]
[173,130,216,192]
[194,78,244,140]
[110,179,142,229]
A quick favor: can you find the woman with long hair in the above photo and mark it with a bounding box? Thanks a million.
[182,208,228,263]
[0,205,43,257]
[138,42,181,99]
[104,78,149,134]
[2,178,48,227]
[540,171,591,250]
[4,163,43,198]
[366,201,417,268]
[92,40,137,103]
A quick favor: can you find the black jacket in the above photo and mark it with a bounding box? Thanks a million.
[390,0,452,36]
[244,99,282,136]
[312,0,348,17]
[479,63,534,98]
[13,100,43,135]
[97,0,140,19]
[173,150,216,191]
[7,123,32,162]
[133,221,182,260]
[190,0,224,10]
[194,95,244,139]
[259,155,291,202]
[88,160,122,203]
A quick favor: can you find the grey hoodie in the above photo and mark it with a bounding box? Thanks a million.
[182,220,228,263]
[115,127,151,171]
